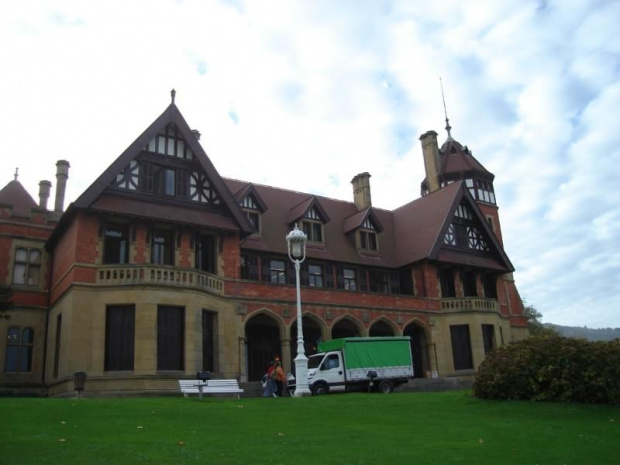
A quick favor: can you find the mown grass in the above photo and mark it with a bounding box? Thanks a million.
[1,390,618,464]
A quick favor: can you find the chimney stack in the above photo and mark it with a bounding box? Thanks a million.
[38,180,52,210]
[54,160,70,217]
[351,172,372,210]
[419,131,441,194]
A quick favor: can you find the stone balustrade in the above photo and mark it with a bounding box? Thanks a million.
[96,265,224,295]
[440,297,498,312]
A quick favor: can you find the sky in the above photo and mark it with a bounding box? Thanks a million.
[1,0,619,328]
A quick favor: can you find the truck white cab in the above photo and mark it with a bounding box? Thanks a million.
[290,336,414,395]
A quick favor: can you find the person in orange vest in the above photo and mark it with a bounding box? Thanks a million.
[271,359,286,397]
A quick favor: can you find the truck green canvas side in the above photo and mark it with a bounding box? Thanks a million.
[318,337,413,371]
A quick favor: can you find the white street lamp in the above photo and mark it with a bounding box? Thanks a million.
[286,223,311,397]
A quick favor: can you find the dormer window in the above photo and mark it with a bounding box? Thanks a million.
[359,218,378,251]
[241,195,261,234]
[301,207,323,243]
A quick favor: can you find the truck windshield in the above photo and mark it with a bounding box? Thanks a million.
[308,354,323,369]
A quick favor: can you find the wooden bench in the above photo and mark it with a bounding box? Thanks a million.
[179,379,244,399]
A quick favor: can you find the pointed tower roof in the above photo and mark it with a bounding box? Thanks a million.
[439,138,493,180]
[0,180,38,218]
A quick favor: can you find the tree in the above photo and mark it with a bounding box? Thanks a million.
[523,302,559,337]
[0,284,13,319]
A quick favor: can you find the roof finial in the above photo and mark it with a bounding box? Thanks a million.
[171,88,176,104]
[14,167,18,181]
[440,77,453,141]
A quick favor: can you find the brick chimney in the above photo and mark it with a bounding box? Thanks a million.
[351,172,372,210]
[420,131,441,194]
[54,160,70,217]
[38,180,51,210]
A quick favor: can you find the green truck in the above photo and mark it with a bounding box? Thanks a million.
[294,337,414,395]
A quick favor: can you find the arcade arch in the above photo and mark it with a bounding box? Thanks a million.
[368,318,398,337]
[403,320,431,378]
[245,312,283,381]
[331,316,364,339]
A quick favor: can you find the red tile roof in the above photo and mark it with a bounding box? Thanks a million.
[224,177,513,272]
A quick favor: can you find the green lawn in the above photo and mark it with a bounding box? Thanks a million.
[1,391,618,464]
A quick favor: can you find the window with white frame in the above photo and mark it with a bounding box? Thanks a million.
[12,248,41,286]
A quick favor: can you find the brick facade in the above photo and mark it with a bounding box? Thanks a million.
[0,100,527,396]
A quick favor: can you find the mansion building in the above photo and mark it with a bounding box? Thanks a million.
[0,96,527,396]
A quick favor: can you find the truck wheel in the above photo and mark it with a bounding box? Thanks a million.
[379,380,394,394]
[312,382,329,396]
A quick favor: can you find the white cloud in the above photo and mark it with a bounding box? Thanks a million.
[1,0,619,327]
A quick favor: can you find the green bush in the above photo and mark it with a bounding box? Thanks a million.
[473,336,620,404]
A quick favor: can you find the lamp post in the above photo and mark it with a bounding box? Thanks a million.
[286,224,311,397]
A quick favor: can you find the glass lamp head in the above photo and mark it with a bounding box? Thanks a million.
[286,224,307,261]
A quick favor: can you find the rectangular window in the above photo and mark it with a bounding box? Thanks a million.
[399,268,414,295]
[162,169,175,196]
[308,264,323,287]
[343,268,357,291]
[195,234,216,273]
[241,254,259,280]
[152,230,174,265]
[139,163,154,192]
[484,274,498,299]
[450,324,473,370]
[103,223,129,264]
[202,310,216,372]
[482,324,496,354]
[157,306,184,371]
[370,270,389,293]
[104,305,135,371]
[53,314,61,378]
[13,248,41,286]
[175,170,188,197]
[462,271,477,297]
[439,269,456,297]
[246,211,260,233]
[270,260,286,284]
[302,221,323,243]
[360,231,377,250]
[5,327,34,372]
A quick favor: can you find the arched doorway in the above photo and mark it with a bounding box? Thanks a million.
[331,317,362,339]
[290,316,323,375]
[245,313,281,381]
[403,322,429,378]
[369,319,396,337]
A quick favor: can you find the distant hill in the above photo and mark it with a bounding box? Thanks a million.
[547,324,620,341]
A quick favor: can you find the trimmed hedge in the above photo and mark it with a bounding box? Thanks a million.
[473,336,620,404]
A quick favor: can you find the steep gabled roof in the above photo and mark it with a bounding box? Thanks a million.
[0,180,38,218]
[342,207,384,234]
[233,183,268,212]
[48,101,253,247]
[286,196,330,224]
[393,181,512,271]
